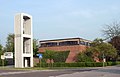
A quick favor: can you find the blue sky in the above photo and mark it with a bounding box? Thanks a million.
[0,0,120,46]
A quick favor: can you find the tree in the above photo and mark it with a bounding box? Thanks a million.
[109,36,120,55]
[98,42,117,61]
[102,21,120,39]
[0,44,2,52]
[91,38,104,47]
[43,50,55,67]
[77,52,94,62]
[86,47,100,59]
[86,38,117,61]
[102,21,120,58]
[5,33,39,54]
[33,39,39,57]
[5,34,14,52]
[0,44,3,55]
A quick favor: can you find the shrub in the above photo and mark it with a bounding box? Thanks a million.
[77,53,94,62]
[53,51,70,62]
[0,59,7,66]
[36,62,120,67]
[107,61,120,66]
[95,62,104,67]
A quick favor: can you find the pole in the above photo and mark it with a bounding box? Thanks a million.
[2,59,4,67]
[103,53,104,67]
[1,55,5,67]
[39,58,41,68]
[40,58,41,68]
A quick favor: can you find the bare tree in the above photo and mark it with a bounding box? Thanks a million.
[102,21,120,60]
[103,21,120,40]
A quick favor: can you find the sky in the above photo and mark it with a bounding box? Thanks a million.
[0,0,120,46]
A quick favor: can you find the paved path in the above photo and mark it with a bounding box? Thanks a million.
[0,66,119,77]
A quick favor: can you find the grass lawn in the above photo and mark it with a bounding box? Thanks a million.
[0,66,49,70]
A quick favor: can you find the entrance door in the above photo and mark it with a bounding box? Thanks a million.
[24,57,30,67]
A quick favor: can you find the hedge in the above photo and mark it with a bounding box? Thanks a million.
[36,62,120,67]
[107,61,120,66]
[0,59,7,66]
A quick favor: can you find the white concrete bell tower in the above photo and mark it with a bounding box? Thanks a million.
[14,13,33,68]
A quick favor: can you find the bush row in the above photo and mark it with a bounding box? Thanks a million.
[36,62,120,67]
[0,59,7,66]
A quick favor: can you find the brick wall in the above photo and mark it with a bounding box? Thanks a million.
[39,45,88,63]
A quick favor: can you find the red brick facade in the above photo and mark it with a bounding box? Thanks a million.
[39,45,88,63]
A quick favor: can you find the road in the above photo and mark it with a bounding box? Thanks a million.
[0,65,120,77]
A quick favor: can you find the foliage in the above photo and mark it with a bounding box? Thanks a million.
[5,33,39,56]
[43,50,70,63]
[86,38,117,61]
[53,51,70,62]
[0,44,3,54]
[86,47,100,58]
[104,61,120,66]
[5,34,14,52]
[77,52,94,62]
[43,50,55,61]
[91,38,104,47]
[102,21,120,59]
[42,50,55,67]
[0,44,2,52]
[36,62,120,67]
[109,36,120,56]
[0,59,8,66]
[33,39,39,57]
[41,50,70,67]
[0,44,7,66]
[98,42,117,61]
